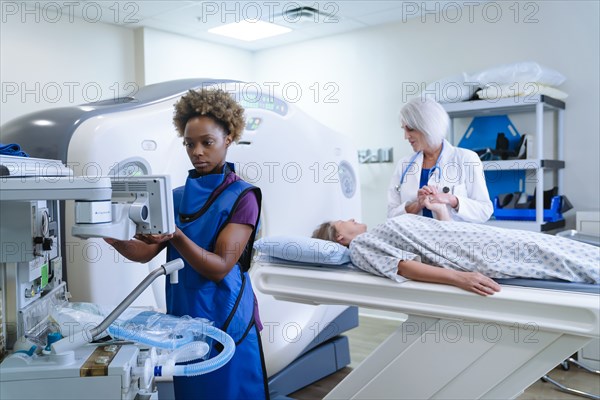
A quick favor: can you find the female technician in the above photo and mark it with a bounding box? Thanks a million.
[106,88,268,399]
[388,97,493,223]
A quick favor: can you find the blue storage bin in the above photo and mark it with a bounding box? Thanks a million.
[493,195,564,222]
[458,115,526,202]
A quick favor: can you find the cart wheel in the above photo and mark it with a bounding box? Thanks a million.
[560,360,570,371]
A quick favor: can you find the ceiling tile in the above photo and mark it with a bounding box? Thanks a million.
[296,18,368,37]
[122,1,195,19]
[352,6,411,25]
[151,2,223,28]
[334,0,408,17]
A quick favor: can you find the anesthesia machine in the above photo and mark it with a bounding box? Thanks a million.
[0,156,236,399]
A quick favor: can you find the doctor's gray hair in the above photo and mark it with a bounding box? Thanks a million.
[399,97,449,147]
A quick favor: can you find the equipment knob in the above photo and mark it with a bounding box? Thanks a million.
[43,238,53,251]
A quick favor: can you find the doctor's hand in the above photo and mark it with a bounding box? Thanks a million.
[419,185,458,209]
[417,186,436,209]
[405,200,425,214]
[454,271,501,296]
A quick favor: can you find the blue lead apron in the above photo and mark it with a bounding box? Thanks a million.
[166,164,268,400]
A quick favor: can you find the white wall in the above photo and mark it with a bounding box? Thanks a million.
[253,1,600,228]
[0,10,136,124]
[139,28,253,85]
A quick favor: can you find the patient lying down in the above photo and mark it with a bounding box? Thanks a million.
[313,199,600,296]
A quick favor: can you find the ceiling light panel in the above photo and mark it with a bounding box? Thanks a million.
[208,20,292,41]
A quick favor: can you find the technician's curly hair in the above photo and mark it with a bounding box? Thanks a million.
[173,88,245,142]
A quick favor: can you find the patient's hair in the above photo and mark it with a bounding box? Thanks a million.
[399,97,449,147]
[312,222,338,242]
[173,88,245,142]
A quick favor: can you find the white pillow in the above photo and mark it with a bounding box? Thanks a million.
[254,236,351,265]
[477,82,568,100]
[468,61,566,88]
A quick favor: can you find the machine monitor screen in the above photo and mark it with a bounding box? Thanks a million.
[239,96,288,116]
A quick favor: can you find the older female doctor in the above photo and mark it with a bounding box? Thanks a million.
[388,97,493,223]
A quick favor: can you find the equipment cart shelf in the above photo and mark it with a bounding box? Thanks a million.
[443,95,566,232]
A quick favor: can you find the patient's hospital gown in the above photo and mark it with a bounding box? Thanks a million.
[349,214,600,283]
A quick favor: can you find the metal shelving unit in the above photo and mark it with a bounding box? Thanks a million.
[444,95,566,231]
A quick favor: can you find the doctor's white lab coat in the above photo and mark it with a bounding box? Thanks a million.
[387,140,493,223]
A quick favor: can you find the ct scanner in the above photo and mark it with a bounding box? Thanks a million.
[1,78,362,397]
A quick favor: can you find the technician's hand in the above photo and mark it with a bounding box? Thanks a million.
[455,271,501,296]
[134,233,174,245]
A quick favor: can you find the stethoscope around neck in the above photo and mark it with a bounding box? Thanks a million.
[395,142,444,192]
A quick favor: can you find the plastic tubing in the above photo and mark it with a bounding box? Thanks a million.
[161,324,235,378]
[157,341,210,364]
[108,316,235,378]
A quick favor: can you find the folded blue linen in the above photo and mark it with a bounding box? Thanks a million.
[0,143,29,157]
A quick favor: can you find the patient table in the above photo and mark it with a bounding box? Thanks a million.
[253,261,600,399]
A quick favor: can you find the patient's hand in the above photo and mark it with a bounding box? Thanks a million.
[420,185,458,210]
[423,197,451,221]
[455,271,501,296]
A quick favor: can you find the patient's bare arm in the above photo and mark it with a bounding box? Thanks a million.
[397,259,501,296]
